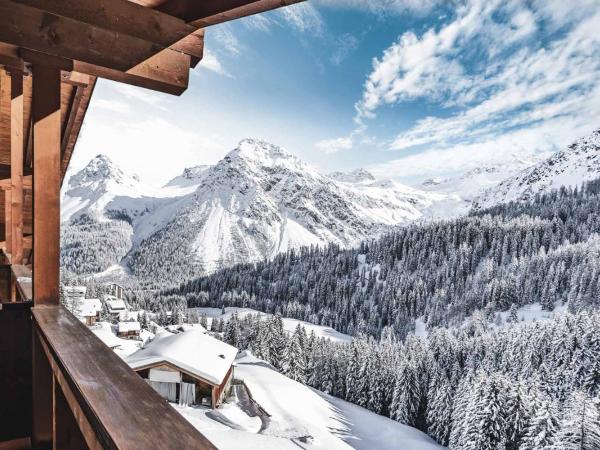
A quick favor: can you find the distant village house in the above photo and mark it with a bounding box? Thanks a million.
[117,321,141,339]
[81,298,103,326]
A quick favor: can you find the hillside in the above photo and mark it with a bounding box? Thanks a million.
[474,129,600,209]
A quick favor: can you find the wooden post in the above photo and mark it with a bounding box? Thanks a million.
[0,71,11,258]
[5,188,11,256]
[10,70,24,266]
[32,64,61,305]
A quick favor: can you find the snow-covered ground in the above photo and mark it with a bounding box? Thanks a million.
[189,306,353,343]
[414,302,569,339]
[176,351,444,450]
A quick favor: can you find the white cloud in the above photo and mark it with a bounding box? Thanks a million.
[277,3,325,35]
[92,98,131,114]
[314,0,444,16]
[316,136,354,154]
[349,0,600,180]
[331,33,360,65]
[196,49,232,78]
[242,14,273,32]
[211,24,243,55]
[73,113,229,186]
[108,82,170,111]
[369,117,598,182]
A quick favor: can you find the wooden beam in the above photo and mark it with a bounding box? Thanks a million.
[4,189,11,256]
[13,0,198,50]
[73,48,190,95]
[61,80,95,183]
[157,0,256,23]
[0,0,167,72]
[32,64,61,305]
[191,0,305,28]
[10,70,24,265]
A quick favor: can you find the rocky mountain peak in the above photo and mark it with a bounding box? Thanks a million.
[329,168,376,184]
[69,154,139,188]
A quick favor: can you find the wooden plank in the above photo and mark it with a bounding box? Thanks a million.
[32,306,217,450]
[32,64,61,306]
[53,374,91,450]
[60,80,95,183]
[157,0,256,23]
[5,189,11,255]
[13,0,198,50]
[191,0,305,28]
[11,264,32,302]
[0,0,166,72]
[10,70,24,265]
[0,71,10,166]
[73,49,190,95]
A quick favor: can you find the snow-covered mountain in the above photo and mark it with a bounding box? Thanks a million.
[329,168,376,184]
[61,140,449,284]
[124,139,447,281]
[473,129,600,210]
[61,155,147,222]
[418,154,546,217]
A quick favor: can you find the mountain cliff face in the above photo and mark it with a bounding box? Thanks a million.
[61,140,447,285]
[473,129,600,210]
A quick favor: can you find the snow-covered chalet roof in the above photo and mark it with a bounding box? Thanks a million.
[118,322,141,333]
[106,299,127,312]
[126,329,237,386]
[81,298,102,317]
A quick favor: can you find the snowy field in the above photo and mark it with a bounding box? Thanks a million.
[175,351,444,450]
[189,306,353,343]
[414,301,569,339]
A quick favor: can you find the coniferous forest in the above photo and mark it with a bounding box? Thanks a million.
[164,179,600,340]
[218,310,600,449]
[126,179,600,449]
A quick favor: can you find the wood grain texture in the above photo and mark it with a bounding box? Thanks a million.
[10,71,24,265]
[0,0,165,72]
[32,64,60,306]
[191,0,305,27]
[14,0,197,49]
[32,306,217,450]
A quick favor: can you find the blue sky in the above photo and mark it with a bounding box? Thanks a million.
[71,0,600,186]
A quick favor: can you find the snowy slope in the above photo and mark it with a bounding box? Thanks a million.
[62,140,451,282]
[189,307,353,343]
[418,154,546,217]
[176,350,444,450]
[474,129,600,210]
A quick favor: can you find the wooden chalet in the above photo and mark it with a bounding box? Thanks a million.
[0,1,303,449]
[127,329,238,408]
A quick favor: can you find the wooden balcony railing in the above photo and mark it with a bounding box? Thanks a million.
[0,296,216,449]
[31,305,217,449]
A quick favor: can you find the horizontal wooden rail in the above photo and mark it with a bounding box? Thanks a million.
[11,264,31,301]
[32,306,216,450]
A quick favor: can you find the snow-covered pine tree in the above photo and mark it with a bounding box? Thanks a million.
[520,397,559,450]
[549,390,600,450]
